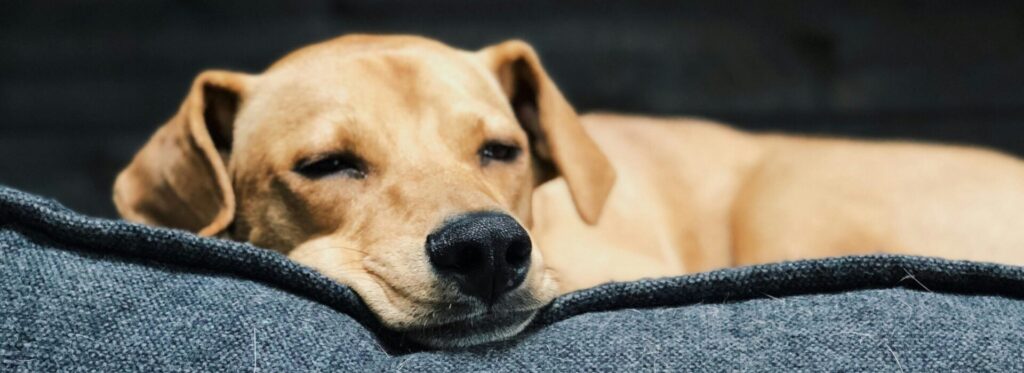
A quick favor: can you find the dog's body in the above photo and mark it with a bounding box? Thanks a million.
[114,34,1024,347]
[539,113,1024,292]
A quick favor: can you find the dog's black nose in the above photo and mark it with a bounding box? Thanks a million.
[426,211,532,304]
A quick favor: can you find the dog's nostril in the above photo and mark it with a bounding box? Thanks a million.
[505,240,531,268]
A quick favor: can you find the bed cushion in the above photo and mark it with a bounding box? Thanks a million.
[2,185,1023,371]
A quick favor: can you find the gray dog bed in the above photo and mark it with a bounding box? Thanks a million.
[2,185,1023,371]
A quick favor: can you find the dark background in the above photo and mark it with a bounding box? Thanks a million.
[3,0,1024,218]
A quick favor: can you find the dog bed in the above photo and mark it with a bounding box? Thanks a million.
[2,185,1023,371]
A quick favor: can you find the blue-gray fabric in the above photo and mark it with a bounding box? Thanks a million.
[2,185,1023,371]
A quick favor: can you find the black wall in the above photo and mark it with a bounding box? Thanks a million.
[3,0,1024,217]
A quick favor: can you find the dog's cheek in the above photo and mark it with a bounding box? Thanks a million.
[508,165,538,227]
[525,256,559,305]
[511,187,534,228]
[262,175,365,235]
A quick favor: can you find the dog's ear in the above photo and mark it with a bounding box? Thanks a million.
[113,70,251,236]
[478,40,616,224]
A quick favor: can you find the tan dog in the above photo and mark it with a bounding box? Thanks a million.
[114,34,1024,347]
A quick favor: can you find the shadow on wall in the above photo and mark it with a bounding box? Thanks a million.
[2,0,1024,217]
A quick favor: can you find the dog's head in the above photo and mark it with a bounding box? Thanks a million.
[113,35,615,347]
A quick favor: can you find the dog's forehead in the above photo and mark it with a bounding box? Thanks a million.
[232,36,518,167]
[268,34,462,69]
[249,36,509,119]
[263,35,493,89]
[243,54,510,134]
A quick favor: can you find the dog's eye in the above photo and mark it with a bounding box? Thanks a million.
[479,141,521,165]
[293,153,367,179]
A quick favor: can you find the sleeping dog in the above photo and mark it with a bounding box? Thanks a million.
[114,34,1024,347]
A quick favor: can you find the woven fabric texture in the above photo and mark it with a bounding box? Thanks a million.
[2,185,1023,371]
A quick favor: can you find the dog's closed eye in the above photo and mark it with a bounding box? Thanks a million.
[479,141,521,165]
[294,153,367,179]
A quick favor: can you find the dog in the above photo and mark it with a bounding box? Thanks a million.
[114,34,1024,347]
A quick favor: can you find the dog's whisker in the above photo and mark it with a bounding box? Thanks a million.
[320,246,372,256]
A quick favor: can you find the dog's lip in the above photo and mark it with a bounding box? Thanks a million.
[418,306,538,329]
[389,303,541,332]
[400,307,539,348]
[361,268,549,331]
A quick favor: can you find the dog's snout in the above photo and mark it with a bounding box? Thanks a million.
[426,211,532,304]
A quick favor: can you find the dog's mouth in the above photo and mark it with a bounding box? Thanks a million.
[349,255,559,348]
[369,282,549,348]
[399,307,540,348]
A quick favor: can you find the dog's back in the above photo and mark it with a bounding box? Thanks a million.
[534,113,1024,292]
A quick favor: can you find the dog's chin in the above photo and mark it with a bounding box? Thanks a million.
[401,308,539,349]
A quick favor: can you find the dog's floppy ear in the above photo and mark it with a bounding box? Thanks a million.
[478,40,616,224]
[113,70,251,236]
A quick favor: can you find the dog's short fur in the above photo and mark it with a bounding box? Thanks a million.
[114,34,1024,347]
